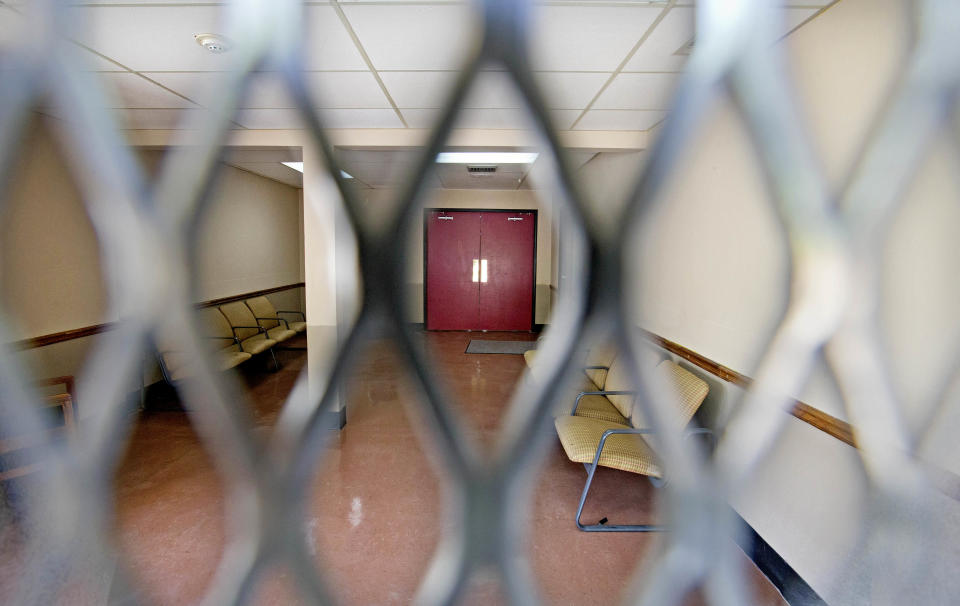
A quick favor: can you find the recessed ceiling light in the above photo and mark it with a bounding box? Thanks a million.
[281,162,353,179]
[436,152,538,164]
[194,33,232,54]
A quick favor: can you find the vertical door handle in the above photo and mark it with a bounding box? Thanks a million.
[480,259,488,283]
[472,259,479,282]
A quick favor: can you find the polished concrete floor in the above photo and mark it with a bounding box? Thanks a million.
[8,331,789,604]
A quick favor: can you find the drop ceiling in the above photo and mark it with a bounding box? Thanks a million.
[0,1,834,133]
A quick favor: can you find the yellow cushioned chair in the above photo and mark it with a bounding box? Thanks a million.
[156,308,254,382]
[246,295,306,334]
[555,359,710,532]
[218,301,280,369]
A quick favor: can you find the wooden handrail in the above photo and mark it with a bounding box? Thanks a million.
[640,329,857,448]
[10,282,305,350]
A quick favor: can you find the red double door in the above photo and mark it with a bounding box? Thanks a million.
[426,210,536,331]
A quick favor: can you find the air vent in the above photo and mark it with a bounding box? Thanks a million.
[467,165,497,174]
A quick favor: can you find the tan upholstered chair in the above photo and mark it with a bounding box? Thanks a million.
[245,295,305,335]
[218,301,280,369]
[157,307,253,382]
[555,359,710,532]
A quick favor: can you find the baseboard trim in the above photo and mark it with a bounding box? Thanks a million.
[734,512,826,605]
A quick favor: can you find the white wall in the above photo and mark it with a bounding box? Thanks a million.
[3,132,304,386]
[576,1,960,603]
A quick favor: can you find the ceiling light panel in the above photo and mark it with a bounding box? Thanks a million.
[340,4,474,71]
[146,71,391,110]
[530,5,662,71]
[623,7,693,72]
[436,152,539,164]
[575,109,666,131]
[592,73,679,110]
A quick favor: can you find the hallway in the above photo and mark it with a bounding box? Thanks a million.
[109,332,787,605]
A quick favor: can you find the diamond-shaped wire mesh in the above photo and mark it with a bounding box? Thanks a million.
[1,0,959,604]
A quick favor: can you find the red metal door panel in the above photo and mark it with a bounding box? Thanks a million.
[425,211,482,330]
[478,212,535,330]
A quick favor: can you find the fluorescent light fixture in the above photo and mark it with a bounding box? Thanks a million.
[281,161,353,179]
[435,152,538,164]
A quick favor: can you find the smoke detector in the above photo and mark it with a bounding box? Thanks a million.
[195,33,231,54]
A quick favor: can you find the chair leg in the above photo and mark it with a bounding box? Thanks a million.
[575,463,667,532]
[269,348,280,371]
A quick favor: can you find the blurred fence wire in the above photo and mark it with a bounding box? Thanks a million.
[1,0,959,604]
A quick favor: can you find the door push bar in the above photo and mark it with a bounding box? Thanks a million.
[471,259,488,283]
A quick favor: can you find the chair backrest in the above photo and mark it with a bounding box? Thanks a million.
[199,307,240,351]
[219,301,261,342]
[245,296,279,330]
[584,343,618,388]
[631,360,709,431]
[602,355,636,419]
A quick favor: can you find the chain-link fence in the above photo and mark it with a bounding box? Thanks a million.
[1,0,959,604]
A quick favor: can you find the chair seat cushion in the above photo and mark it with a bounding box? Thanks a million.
[573,394,629,425]
[240,336,276,355]
[288,321,307,333]
[555,416,661,478]
[266,326,296,342]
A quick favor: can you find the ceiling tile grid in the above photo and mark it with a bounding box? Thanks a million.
[340,4,476,71]
[529,5,663,71]
[592,72,679,111]
[146,71,391,110]
[575,109,666,132]
[18,1,832,132]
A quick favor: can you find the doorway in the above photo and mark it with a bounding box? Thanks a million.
[424,209,537,331]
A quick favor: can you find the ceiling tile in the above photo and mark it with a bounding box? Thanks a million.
[146,71,389,109]
[235,108,403,130]
[530,5,663,71]
[402,107,579,131]
[382,71,529,109]
[341,4,475,71]
[98,73,196,108]
[69,5,228,71]
[534,72,611,110]
[623,7,692,73]
[592,73,678,110]
[120,108,211,130]
[575,109,666,131]
[68,5,363,72]
[303,6,370,70]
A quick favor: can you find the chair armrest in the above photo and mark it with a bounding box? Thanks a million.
[276,310,305,321]
[572,390,636,415]
[591,427,655,468]
[683,427,716,450]
[253,316,289,330]
[583,365,609,371]
[230,325,266,335]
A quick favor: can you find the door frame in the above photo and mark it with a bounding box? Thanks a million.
[423,208,538,331]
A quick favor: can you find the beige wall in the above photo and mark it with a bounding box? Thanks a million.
[579,1,960,603]
[4,133,304,386]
